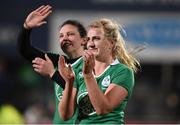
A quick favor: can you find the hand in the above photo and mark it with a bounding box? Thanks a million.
[24,5,52,29]
[83,50,95,75]
[32,54,55,77]
[58,56,74,83]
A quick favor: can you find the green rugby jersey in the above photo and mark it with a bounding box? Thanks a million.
[53,57,83,124]
[74,59,134,124]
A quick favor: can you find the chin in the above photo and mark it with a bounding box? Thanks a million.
[64,47,73,52]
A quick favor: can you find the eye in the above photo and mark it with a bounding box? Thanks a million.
[86,37,90,42]
[67,32,75,36]
[92,36,101,41]
[59,34,63,38]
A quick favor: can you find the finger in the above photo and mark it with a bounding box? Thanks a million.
[41,6,52,16]
[34,5,45,13]
[35,57,45,64]
[86,50,95,63]
[84,51,90,61]
[32,64,40,69]
[61,56,66,67]
[83,51,89,63]
[68,64,73,72]
[37,21,47,27]
[34,68,39,72]
[68,64,74,77]
[39,5,52,14]
[32,59,36,63]
[92,53,95,62]
[86,50,93,56]
[84,50,91,56]
[83,50,88,58]
[59,56,66,68]
[34,68,41,73]
[32,59,40,64]
[88,51,94,61]
[42,10,52,19]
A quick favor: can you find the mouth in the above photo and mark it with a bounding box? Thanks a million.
[61,41,72,48]
[87,47,98,52]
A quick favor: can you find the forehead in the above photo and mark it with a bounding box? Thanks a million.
[59,24,78,33]
[87,27,104,36]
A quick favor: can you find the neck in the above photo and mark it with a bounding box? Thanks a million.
[68,49,83,59]
[93,56,114,76]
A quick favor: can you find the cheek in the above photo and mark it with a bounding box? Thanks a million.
[101,43,111,53]
[59,40,63,48]
[100,42,108,49]
[69,35,78,41]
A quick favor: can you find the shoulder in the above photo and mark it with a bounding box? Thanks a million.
[111,61,133,76]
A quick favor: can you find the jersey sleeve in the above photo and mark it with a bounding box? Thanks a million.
[17,27,63,72]
[51,70,66,89]
[17,27,47,62]
[111,67,134,98]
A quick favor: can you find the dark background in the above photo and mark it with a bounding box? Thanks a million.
[0,0,180,123]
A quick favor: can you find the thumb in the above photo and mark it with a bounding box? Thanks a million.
[45,54,51,61]
[37,21,47,27]
[59,55,66,68]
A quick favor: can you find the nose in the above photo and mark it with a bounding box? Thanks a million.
[62,34,69,40]
[87,38,95,48]
[60,34,69,43]
[88,38,95,45]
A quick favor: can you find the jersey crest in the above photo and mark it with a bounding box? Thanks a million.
[78,71,83,78]
[101,75,110,88]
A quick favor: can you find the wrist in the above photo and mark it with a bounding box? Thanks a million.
[83,73,93,79]
[23,22,31,29]
[49,70,56,78]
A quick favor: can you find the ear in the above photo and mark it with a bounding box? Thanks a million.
[108,39,115,48]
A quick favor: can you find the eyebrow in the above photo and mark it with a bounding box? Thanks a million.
[87,36,101,41]
[60,31,76,34]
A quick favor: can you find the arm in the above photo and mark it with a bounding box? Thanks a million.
[32,54,66,89]
[59,80,77,120]
[17,27,45,62]
[84,74,127,115]
[58,56,77,120]
[31,55,80,89]
[51,70,66,88]
[83,51,128,115]
[18,5,67,88]
[17,5,52,62]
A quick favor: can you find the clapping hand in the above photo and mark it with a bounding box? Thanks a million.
[58,56,75,84]
[83,50,95,75]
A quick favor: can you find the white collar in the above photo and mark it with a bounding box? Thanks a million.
[110,58,120,65]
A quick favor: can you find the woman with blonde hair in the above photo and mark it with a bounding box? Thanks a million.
[58,18,140,124]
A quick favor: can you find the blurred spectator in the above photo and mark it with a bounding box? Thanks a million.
[24,103,51,124]
[0,104,25,124]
